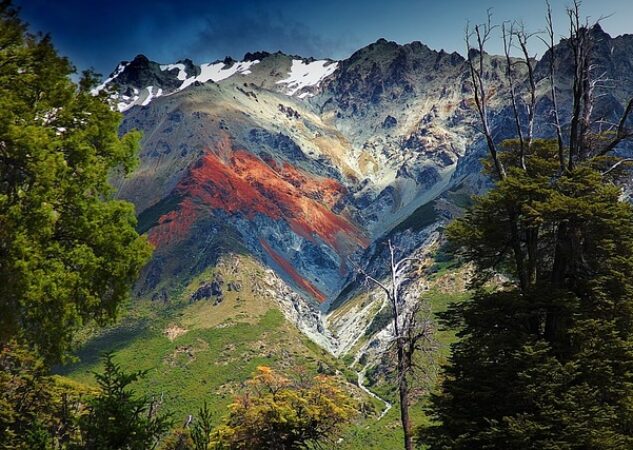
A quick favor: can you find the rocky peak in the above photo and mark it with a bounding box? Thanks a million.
[106,54,191,95]
[116,54,161,88]
[243,51,272,61]
[535,24,633,97]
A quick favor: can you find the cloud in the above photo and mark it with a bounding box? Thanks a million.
[186,8,347,61]
[16,0,358,74]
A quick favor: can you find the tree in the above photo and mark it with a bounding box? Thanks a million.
[425,141,633,448]
[159,402,213,450]
[190,401,214,450]
[0,341,87,449]
[77,353,171,450]
[159,428,194,450]
[358,240,436,450]
[425,3,633,447]
[211,366,355,450]
[0,0,151,364]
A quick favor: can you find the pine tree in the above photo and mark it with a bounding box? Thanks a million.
[0,341,87,449]
[0,0,151,363]
[191,402,213,450]
[424,142,633,448]
[78,353,171,450]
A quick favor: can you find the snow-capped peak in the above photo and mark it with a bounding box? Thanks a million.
[100,57,261,112]
[159,63,188,81]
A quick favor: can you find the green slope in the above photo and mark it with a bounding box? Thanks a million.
[58,255,378,426]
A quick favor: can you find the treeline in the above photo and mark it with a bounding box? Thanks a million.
[0,0,355,448]
[421,2,633,448]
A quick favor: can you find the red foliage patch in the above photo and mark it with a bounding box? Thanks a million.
[147,143,369,301]
[148,197,198,248]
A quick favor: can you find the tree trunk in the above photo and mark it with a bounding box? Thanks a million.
[397,340,413,450]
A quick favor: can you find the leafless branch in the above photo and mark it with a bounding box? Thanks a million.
[515,24,537,161]
[601,158,633,176]
[466,10,506,180]
[542,1,566,171]
[502,21,526,170]
[597,98,633,156]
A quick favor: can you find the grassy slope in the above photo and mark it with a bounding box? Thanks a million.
[58,253,470,449]
[58,256,369,422]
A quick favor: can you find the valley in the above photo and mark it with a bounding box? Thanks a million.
[58,22,633,448]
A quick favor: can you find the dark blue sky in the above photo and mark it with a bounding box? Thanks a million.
[16,0,633,77]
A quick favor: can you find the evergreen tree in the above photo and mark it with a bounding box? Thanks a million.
[0,0,151,364]
[78,353,171,450]
[423,141,633,448]
[424,3,633,446]
[191,401,213,450]
[0,341,87,449]
[159,428,194,450]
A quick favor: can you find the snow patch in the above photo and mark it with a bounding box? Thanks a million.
[277,59,338,97]
[91,62,128,95]
[179,59,259,90]
[141,86,163,106]
[160,63,188,80]
[105,58,260,112]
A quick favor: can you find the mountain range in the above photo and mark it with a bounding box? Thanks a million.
[97,24,633,357]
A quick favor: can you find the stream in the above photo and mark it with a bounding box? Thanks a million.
[355,362,393,420]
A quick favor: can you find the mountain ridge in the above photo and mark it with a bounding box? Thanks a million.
[102,25,633,356]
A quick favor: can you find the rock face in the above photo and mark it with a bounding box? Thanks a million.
[102,26,633,351]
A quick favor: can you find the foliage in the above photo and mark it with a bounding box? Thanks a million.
[364,304,392,337]
[423,140,633,448]
[0,0,151,364]
[159,428,194,450]
[158,401,213,450]
[77,353,172,450]
[211,366,356,450]
[0,344,174,450]
[389,200,438,236]
[0,341,88,449]
[191,401,214,450]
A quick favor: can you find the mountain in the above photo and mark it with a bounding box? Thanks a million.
[53,26,633,446]
[94,24,633,362]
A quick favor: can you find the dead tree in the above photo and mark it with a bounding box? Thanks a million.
[543,0,566,171]
[466,12,534,289]
[501,21,537,171]
[357,240,436,450]
[466,1,633,294]
[466,12,506,180]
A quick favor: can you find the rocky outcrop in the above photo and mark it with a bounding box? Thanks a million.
[191,276,224,303]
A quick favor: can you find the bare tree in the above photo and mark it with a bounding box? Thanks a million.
[543,0,566,171]
[501,20,537,171]
[466,13,536,289]
[466,0,633,294]
[357,240,436,450]
[466,11,505,180]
